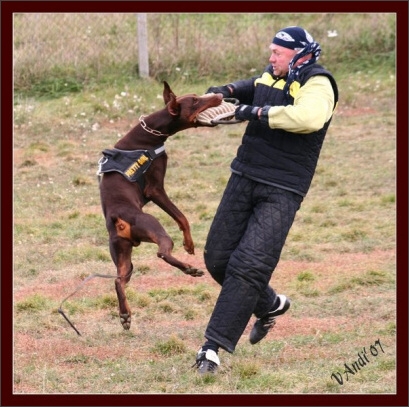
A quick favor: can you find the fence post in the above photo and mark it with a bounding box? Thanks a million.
[137,13,149,78]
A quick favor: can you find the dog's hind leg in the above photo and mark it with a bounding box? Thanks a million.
[118,214,204,278]
[109,230,134,330]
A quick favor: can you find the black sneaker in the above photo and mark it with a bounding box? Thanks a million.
[192,348,220,374]
[249,294,291,345]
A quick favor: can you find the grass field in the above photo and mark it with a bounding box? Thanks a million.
[12,67,397,396]
[10,11,399,399]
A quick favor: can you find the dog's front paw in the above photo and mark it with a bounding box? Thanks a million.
[185,267,204,277]
[183,241,195,255]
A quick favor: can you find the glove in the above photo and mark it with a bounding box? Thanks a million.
[235,104,260,121]
[206,85,232,98]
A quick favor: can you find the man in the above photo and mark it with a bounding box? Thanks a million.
[193,26,339,374]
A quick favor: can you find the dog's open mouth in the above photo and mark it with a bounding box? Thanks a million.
[196,99,240,125]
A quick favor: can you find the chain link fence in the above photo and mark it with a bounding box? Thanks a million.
[13,13,395,92]
[14,14,136,67]
[14,13,272,89]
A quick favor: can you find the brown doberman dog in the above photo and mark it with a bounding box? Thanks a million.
[98,81,223,330]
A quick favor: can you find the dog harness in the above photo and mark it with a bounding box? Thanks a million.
[97,145,165,183]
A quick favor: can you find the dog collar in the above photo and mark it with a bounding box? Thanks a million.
[139,115,169,137]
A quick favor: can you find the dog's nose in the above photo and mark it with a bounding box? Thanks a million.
[206,92,223,101]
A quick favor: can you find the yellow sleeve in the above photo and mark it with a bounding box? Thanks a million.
[266,76,335,134]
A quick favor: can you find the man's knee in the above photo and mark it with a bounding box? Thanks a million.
[204,249,228,285]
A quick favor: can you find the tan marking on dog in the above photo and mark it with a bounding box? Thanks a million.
[115,218,131,239]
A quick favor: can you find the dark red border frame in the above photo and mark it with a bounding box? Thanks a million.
[2,2,408,407]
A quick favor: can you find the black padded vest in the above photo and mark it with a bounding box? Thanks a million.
[230,64,338,196]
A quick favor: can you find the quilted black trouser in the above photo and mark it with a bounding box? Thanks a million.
[204,173,303,353]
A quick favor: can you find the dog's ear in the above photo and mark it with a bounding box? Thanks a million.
[163,81,176,105]
[167,93,181,117]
